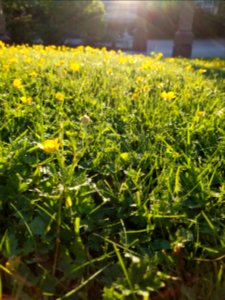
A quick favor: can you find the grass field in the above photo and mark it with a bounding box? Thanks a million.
[0,41,225,300]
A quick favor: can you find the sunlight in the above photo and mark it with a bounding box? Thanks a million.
[110,0,137,6]
[104,0,138,23]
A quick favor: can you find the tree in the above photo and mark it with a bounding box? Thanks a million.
[133,2,148,51]
[0,0,10,42]
[3,0,104,45]
[173,0,194,57]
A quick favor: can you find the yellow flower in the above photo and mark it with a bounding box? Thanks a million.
[132,93,139,100]
[118,56,126,64]
[55,92,65,101]
[0,41,5,49]
[142,85,150,92]
[185,65,192,71]
[20,96,32,104]
[120,152,129,160]
[31,71,38,78]
[3,64,9,72]
[9,57,18,65]
[79,114,92,125]
[13,79,23,89]
[167,58,175,63]
[142,61,152,70]
[107,68,113,75]
[160,91,176,101]
[38,58,45,67]
[76,45,84,53]
[198,68,206,74]
[38,138,60,153]
[85,46,95,53]
[136,76,143,83]
[195,111,205,118]
[70,62,81,72]
[25,57,32,64]
[155,52,163,60]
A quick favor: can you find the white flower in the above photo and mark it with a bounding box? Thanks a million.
[79,114,92,125]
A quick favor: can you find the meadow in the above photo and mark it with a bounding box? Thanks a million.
[0,41,225,299]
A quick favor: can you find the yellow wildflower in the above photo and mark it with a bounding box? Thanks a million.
[136,76,143,83]
[76,45,84,53]
[185,65,192,71]
[118,56,126,64]
[70,62,81,72]
[132,93,139,100]
[142,85,150,92]
[120,152,129,160]
[31,71,38,78]
[128,57,135,64]
[198,69,206,74]
[9,57,18,64]
[167,58,175,63]
[107,68,113,75]
[38,138,60,153]
[13,79,23,89]
[195,111,205,118]
[0,41,5,48]
[3,64,9,72]
[160,91,176,101]
[155,52,163,60]
[25,57,32,64]
[101,47,107,53]
[55,92,65,101]
[20,96,32,104]
[85,46,95,53]
[141,61,151,70]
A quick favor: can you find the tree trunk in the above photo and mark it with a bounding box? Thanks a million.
[0,0,10,42]
[173,0,194,58]
[133,2,147,52]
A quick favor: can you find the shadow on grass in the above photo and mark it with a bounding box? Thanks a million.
[191,62,225,80]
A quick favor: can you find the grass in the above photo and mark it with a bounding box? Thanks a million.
[0,41,225,299]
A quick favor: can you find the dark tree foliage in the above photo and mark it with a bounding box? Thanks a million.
[3,0,104,44]
[193,2,225,38]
